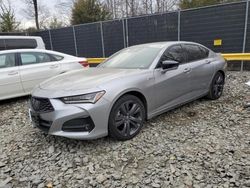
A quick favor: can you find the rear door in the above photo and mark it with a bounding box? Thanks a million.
[182,44,214,96]
[18,52,61,93]
[0,53,24,100]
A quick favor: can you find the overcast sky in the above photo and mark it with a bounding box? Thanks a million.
[10,0,65,29]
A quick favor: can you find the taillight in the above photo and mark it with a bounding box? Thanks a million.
[79,60,89,67]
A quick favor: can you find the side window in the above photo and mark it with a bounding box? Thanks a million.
[199,46,209,59]
[5,39,37,50]
[160,45,186,64]
[20,52,53,65]
[50,54,64,61]
[0,39,5,50]
[0,53,16,69]
[37,53,52,63]
[183,44,208,62]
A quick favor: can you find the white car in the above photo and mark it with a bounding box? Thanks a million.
[0,49,88,100]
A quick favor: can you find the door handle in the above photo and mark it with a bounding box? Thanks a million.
[8,71,18,76]
[205,60,212,64]
[183,68,191,73]
[50,65,59,69]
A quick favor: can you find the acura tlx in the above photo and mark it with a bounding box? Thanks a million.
[29,41,227,141]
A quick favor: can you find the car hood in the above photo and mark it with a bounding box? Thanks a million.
[39,68,142,92]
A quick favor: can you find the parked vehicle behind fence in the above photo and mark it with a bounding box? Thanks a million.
[29,41,227,141]
[0,49,88,100]
[0,36,45,50]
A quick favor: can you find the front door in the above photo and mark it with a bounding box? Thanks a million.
[152,45,192,115]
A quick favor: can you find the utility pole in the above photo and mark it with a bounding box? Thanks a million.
[125,0,129,17]
[33,0,39,30]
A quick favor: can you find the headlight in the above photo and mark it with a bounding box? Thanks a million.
[61,91,105,104]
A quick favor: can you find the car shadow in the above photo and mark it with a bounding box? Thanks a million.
[146,97,208,123]
[35,97,211,149]
[0,96,30,106]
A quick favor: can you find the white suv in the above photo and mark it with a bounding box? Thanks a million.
[0,36,45,50]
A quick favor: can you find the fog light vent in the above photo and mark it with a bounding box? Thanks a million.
[62,117,95,132]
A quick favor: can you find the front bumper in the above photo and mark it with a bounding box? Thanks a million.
[29,97,111,140]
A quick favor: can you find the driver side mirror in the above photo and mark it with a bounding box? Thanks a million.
[161,60,179,71]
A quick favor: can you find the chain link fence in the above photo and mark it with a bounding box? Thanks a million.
[11,1,250,70]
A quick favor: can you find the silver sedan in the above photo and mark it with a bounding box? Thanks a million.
[29,42,227,140]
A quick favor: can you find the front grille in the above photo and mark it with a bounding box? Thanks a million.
[31,97,54,113]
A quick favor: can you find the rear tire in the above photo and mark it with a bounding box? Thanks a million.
[108,95,145,141]
[207,71,225,100]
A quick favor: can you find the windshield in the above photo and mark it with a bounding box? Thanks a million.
[99,45,163,69]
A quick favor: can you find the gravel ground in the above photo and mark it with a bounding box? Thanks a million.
[0,71,250,188]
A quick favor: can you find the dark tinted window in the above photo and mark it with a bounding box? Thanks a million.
[183,44,209,62]
[0,53,16,69]
[20,52,53,65]
[199,46,209,58]
[0,39,5,50]
[5,39,37,50]
[160,45,186,64]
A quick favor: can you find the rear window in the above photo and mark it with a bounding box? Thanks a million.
[51,54,64,61]
[0,53,16,69]
[5,39,37,50]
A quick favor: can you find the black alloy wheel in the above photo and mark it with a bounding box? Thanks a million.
[108,95,145,141]
[207,72,225,100]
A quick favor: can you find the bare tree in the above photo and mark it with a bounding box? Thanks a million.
[102,0,179,19]
[140,0,154,15]
[56,0,76,14]
[22,0,39,29]
[55,0,75,25]
[33,0,38,29]
[129,0,137,16]
[23,0,51,30]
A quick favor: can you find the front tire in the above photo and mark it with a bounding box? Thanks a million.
[108,95,145,141]
[207,71,225,100]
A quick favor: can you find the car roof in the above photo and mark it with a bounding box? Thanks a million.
[130,41,206,49]
[0,49,89,59]
[0,49,73,57]
[0,36,42,39]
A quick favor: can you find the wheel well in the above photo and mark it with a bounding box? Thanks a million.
[217,70,225,79]
[120,91,148,119]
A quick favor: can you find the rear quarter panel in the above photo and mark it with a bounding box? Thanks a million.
[59,58,85,73]
[212,53,227,76]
